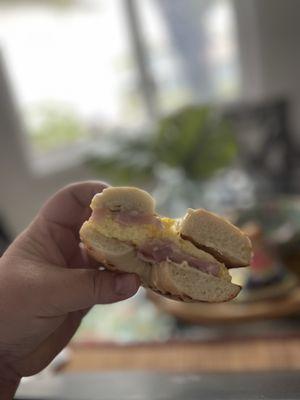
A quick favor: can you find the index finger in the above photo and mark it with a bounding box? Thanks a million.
[39,181,108,231]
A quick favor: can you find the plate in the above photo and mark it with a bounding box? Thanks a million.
[148,286,300,324]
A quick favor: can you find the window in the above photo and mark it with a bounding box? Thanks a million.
[137,0,241,114]
[0,0,240,169]
[0,0,144,165]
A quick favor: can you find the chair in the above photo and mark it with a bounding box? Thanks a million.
[224,98,298,194]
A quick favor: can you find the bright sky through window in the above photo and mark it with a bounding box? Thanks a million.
[0,1,136,122]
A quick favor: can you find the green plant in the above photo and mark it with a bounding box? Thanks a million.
[154,105,237,180]
[87,104,237,185]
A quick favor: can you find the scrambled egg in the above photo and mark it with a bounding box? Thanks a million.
[91,215,178,245]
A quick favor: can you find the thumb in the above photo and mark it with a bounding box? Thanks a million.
[42,267,140,315]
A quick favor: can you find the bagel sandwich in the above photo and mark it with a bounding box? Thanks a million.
[80,187,252,302]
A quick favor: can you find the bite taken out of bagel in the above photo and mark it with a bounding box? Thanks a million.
[80,186,252,303]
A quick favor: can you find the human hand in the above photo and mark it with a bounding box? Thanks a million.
[0,181,140,398]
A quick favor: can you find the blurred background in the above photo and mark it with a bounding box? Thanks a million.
[2,0,300,393]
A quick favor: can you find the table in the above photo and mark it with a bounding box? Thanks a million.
[65,336,300,373]
[16,371,300,399]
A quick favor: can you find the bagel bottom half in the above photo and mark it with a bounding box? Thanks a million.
[81,225,241,303]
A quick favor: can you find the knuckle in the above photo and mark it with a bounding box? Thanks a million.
[90,270,115,304]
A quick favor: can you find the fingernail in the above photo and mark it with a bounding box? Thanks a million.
[115,274,139,296]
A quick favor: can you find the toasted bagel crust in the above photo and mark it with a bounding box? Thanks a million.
[179,209,252,267]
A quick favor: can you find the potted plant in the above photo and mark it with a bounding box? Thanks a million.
[86,104,240,216]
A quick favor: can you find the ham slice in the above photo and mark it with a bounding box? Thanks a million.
[91,208,108,222]
[116,210,162,227]
[91,207,163,228]
[137,239,220,277]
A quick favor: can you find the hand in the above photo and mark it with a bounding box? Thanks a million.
[0,181,140,398]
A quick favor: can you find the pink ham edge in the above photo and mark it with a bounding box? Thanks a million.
[91,207,163,227]
[116,210,163,227]
[90,207,108,221]
[137,239,220,277]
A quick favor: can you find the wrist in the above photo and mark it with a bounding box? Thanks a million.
[0,379,20,400]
